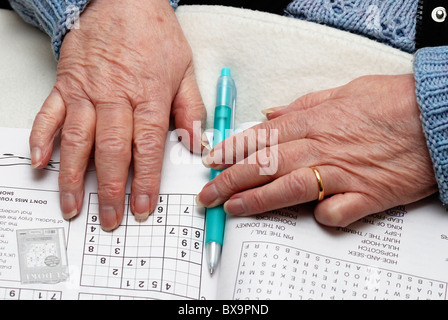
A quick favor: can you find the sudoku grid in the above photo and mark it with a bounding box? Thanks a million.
[80,193,205,299]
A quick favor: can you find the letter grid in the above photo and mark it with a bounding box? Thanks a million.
[234,241,447,300]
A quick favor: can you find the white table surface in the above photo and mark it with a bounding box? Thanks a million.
[0,9,56,129]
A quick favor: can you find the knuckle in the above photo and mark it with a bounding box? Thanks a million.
[98,180,125,200]
[248,190,265,213]
[230,135,242,161]
[133,105,165,123]
[286,171,307,196]
[96,132,130,155]
[289,112,309,137]
[54,76,87,100]
[255,146,279,177]
[255,123,276,148]
[275,147,288,169]
[132,173,162,194]
[234,130,255,160]
[264,124,278,146]
[133,127,166,157]
[34,109,60,128]
[298,93,313,108]
[61,126,92,149]
[216,170,237,196]
[59,169,83,188]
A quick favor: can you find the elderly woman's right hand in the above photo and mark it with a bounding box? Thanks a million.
[29,0,206,231]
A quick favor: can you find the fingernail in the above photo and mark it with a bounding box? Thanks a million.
[202,154,212,168]
[134,194,150,221]
[60,192,77,220]
[224,198,245,215]
[99,205,118,231]
[31,147,42,168]
[201,132,211,151]
[195,195,204,207]
[202,148,222,168]
[261,106,286,116]
[197,182,219,207]
[261,108,274,116]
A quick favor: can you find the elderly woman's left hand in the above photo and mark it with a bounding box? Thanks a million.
[197,74,438,227]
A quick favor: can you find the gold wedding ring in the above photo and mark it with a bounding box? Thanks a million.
[311,167,325,201]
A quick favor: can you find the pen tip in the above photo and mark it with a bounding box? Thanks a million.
[206,242,221,276]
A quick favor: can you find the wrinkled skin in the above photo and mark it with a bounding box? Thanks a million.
[29,0,206,231]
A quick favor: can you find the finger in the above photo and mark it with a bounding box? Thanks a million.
[197,157,274,209]
[197,140,316,207]
[171,66,207,154]
[95,101,133,231]
[203,109,315,170]
[29,88,66,168]
[58,98,96,220]
[204,88,336,169]
[223,166,340,216]
[263,88,335,120]
[314,192,382,227]
[130,99,170,221]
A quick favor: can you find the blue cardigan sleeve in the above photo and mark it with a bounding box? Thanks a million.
[8,0,181,60]
[414,46,448,205]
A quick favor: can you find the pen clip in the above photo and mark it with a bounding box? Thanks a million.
[230,85,236,134]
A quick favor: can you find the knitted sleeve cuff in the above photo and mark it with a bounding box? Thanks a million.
[9,0,181,60]
[414,46,448,205]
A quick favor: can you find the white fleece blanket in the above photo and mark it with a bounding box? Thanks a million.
[0,5,413,129]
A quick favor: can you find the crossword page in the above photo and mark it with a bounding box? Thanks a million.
[0,130,218,300]
[80,193,205,299]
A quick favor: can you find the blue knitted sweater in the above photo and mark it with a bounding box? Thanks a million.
[7,0,448,205]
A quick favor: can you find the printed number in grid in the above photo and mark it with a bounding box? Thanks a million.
[0,287,61,300]
[80,193,205,299]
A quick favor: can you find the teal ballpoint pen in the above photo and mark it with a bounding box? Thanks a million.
[205,67,236,275]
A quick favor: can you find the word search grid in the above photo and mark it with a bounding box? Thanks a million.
[80,193,205,299]
[234,241,447,300]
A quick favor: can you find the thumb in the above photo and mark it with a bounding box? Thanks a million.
[172,67,207,154]
[29,87,66,168]
[313,192,381,227]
